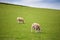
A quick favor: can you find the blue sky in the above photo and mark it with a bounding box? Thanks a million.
[0,0,60,10]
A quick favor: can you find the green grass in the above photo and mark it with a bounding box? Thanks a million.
[0,3,60,40]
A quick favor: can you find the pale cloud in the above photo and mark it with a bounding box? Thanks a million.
[0,0,60,10]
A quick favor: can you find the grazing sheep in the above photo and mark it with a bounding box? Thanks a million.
[17,17,24,24]
[31,23,40,32]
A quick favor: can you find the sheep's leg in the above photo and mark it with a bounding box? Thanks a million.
[23,20,25,24]
[36,28,40,32]
[18,21,20,23]
[34,26,37,32]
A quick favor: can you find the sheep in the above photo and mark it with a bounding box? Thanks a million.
[17,17,24,24]
[31,23,40,32]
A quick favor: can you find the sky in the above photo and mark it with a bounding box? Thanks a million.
[0,0,60,10]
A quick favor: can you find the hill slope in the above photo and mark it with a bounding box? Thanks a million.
[0,3,60,40]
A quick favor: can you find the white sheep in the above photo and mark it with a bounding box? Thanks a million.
[31,23,40,32]
[17,17,24,24]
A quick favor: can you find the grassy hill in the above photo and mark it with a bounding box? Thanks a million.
[0,3,60,40]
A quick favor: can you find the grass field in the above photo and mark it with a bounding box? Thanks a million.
[0,3,60,40]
